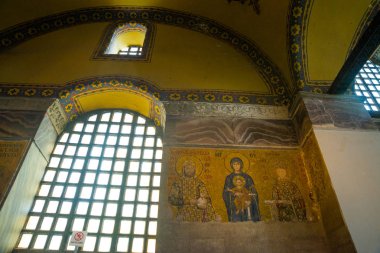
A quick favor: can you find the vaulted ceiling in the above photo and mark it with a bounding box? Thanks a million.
[0,0,378,106]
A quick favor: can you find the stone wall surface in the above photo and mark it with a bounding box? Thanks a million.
[157,222,329,253]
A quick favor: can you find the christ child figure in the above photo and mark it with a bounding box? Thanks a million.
[228,176,252,214]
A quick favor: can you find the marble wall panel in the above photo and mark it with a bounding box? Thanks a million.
[233,118,297,146]
[165,117,235,145]
[0,142,47,253]
[47,99,68,135]
[291,99,312,145]
[34,114,58,161]
[301,93,378,130]
[165,116,297,147]
[0,97,53,112]
[0,111,45,138]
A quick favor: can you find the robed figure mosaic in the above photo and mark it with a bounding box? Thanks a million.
[223,156,260,222]
[272,168,306,221]
[169,157,216,222]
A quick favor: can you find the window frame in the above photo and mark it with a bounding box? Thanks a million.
[14,109,163,253]
[93,22,155,62]
[353,60,380,117]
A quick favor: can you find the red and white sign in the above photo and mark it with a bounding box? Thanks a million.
[69,231,87,247]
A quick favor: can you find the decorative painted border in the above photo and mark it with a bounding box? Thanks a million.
[288,0,317,92]
[0,6,290,105]
[288,0,380,93]
[0,74,286,107]
[56,78,166,128]
[163,101,289,120]
[92,21,156,61]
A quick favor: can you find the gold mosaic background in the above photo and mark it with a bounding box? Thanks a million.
[301,132,355,251]
[167,147,315,222]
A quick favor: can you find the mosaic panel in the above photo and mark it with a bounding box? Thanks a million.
[301,132,356,252]
[166,148,315,223]
[0,111,45,138]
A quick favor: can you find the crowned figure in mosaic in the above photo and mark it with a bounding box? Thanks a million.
[272,168,306,222]
[168,158,216,222]
[223,156,260,222]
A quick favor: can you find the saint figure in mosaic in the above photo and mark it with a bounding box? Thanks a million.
[168,158,216,222]
[223,156,260,222]
[272,168,306,221]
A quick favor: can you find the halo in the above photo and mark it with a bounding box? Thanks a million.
[232,175,246,186]
[175,155,203,178]
[224,152,250,173]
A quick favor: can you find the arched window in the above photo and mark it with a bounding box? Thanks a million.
[106,23,147,56]
[15,110,162,252]
[94,22,155,61]
[354,60,380,113]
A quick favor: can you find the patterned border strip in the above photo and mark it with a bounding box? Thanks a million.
[288,0,316,92]
[0,6,290,105]
[47,99,68,134]
[163,101,289,120]
[0,75,287,106]
[288,0,380,93]
[57,77,166,128]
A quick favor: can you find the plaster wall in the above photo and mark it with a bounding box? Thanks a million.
[314,129,380,253]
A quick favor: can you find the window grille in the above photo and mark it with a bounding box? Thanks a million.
[118,46,143,56]
[14,110,162,252]
[354,60,380,113]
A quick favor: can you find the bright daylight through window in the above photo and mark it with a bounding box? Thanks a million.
[105,23,147,57]
[354,60,380,113]
[15,110,162,252]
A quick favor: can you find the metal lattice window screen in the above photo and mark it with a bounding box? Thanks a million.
[118,46,143,56]
[14,110,162,252]
[354,60,380,112]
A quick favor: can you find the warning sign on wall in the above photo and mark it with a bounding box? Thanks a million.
[69,231,87,247]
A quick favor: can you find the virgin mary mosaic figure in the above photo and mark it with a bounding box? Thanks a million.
[223,156,260,222]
